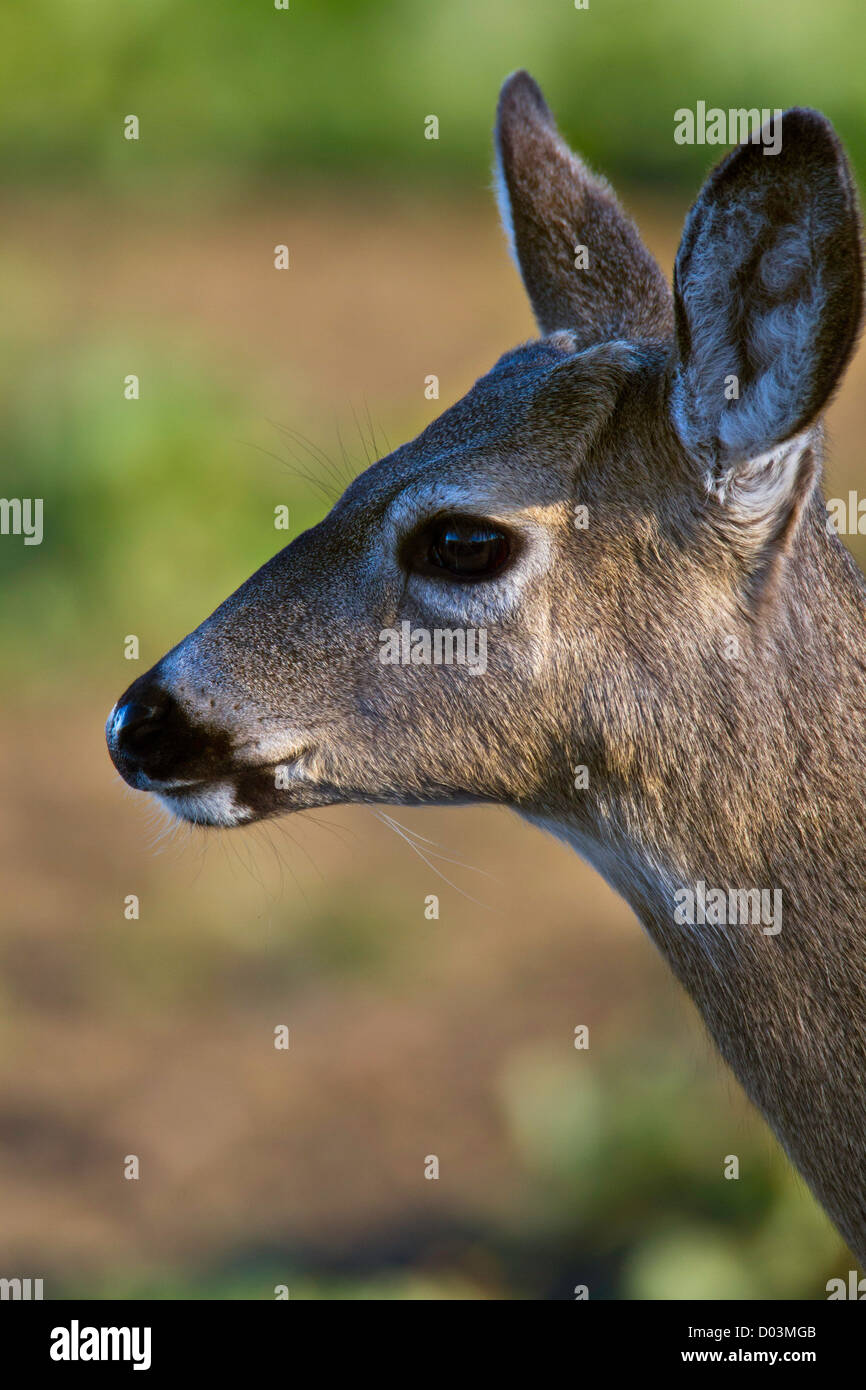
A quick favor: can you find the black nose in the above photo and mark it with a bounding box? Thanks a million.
[112,697,170,752]
[107,670,232,789]
[106,678,189,786]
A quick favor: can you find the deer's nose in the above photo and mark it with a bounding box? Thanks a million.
[111,696,170,752]
[107,669,234,790]
[106,680,188,786]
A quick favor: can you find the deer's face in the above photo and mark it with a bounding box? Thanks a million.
[107,75,862,840]
[106,336,669,827]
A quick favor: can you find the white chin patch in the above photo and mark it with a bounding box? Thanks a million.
[156,781,251,828]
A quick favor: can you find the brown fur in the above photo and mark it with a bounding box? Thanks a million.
[108,73,866,1261]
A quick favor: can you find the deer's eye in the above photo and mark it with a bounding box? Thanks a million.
[411,516,513,581]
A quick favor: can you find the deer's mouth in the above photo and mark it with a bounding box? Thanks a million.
[107,671,329,827]
[151,752,328,827]
[154,778,255,828]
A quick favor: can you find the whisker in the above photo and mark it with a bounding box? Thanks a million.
[301,809,360,848]
[270,420,356,494]
[350,400,373,465]
[373,810,492,908]
[258,819,313,909]
[362,396,380,459]
[270,817,325,882]
[240,437,338,504]
[334,421,361,484]
[376,812,498,880]
[253,821,287,900]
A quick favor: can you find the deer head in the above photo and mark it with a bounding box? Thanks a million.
[107,71,861,842]
[107,73,866,1259]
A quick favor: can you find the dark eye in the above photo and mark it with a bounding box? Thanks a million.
[414,516,513,581]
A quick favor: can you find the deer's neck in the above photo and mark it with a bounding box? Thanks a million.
[528,511,866,1260]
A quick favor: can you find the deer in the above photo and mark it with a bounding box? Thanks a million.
[107,71,866,1265]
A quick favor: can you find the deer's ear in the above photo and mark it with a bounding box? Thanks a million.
[494,71,672,344]
[672,108,863,514]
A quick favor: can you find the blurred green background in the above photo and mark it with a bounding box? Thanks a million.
[1,0,864,1300]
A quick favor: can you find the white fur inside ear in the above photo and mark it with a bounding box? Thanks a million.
[672,198,831,466]
[492,148,518,268]
[706,427,814,527]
